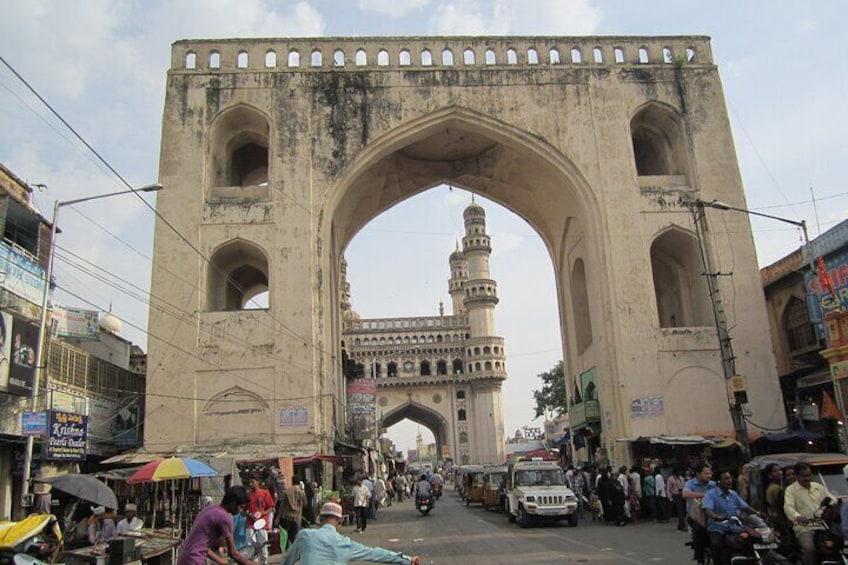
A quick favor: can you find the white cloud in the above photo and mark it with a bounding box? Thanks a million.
[797,17,817,32]
[359,0,429,18]
[430,0,601,36]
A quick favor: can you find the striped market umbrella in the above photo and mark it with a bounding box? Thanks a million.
[127,457,218,484]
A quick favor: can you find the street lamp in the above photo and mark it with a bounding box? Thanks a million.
[21,183,163,508]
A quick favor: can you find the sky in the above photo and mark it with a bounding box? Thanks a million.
[0,0,846,453]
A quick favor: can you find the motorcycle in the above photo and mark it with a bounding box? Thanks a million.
[432,483,443,500]
[415,495,432,516]
[718,515,789,565]
[0,514,63,565]
[808,501,848,565]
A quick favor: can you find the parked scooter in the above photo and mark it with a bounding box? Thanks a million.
[0,514,63,565]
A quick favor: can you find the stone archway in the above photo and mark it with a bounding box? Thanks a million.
[380,399,450,460]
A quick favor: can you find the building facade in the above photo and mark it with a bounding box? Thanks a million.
[147,36,784,466]
[342,200,506,464]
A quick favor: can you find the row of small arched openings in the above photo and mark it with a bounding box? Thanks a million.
[185,45,697,71]
[355,333,468,346]
[467,345,502,356]
[380,359,464,377]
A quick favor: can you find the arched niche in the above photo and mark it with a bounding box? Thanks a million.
[650,226,710,328]
[630,102,689,178]
[208,105,271,198]
[206,239,270,311]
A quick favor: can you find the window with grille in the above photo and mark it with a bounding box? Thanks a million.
[784,297,816,352]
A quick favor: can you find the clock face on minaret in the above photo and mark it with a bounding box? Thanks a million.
[404,361,414,372]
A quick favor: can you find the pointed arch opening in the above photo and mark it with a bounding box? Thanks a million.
[206,239,270,311]
[631,103,689,178]
[570,258,593,354]
[209,105,270,197]
[650,227,710,328]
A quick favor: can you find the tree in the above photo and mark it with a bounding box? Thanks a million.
[532,360,567,419]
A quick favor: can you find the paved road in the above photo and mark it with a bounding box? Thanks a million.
[344,489,695,564]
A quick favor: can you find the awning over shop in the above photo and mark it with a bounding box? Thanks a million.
[617,435,713,446]
[293,454,344,466]
[754,430,824,443]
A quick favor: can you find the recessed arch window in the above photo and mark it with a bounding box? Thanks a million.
[784,296,817,352]
[421,49,433,66]
[549,48,560,64]
[420,360,431,376]
[483,346,491,354]
[333,49,345,67]
[506,48,517,65]
[631,103,688,177]
[484,361,492,370]
[436,335,443,343]
[593,47,603,63]
[456,390,465,400]
[399,49,411,66]
[459,431,468,443]
[474,347,481,355]
[458,409,467,421]
[527,48,538,65]
[638,47,649,63]
[265,50,277,68]
[614,47,624,64]
[463,49,475,65]
[442,49,454,66]
[237,51,249,68]
[571,258,593,354]
[474,362,481,371]
[453,359,463,374]
[387,362,398,377]
[663,47,673,64]
[571,48,581,63]
[210,105,270,189]
[186,51,197,69]
[206,239,269,311]
[311,50,323,67]
[651,227,711,328]
[354,338,361,346]
[210,51,221,69]
[437,360,447,375]
[485,49,496,65]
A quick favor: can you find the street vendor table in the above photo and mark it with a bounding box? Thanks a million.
[63,532,181,565]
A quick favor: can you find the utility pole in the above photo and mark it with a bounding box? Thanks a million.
[685,198,751,457]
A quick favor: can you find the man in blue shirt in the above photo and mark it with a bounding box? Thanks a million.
[281,502,420,565]
[703,470,757,565]
[683,463,716,565]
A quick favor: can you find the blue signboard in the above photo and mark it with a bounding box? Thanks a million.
[0,242,46,305]
[22,411,47,435]
[46,411,88,461]
[804,249,848,340]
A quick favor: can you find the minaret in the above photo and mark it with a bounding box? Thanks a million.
[462,197,498,337]
[448,240,468,316]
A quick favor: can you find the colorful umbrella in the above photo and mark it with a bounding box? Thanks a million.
[127,457,218,484]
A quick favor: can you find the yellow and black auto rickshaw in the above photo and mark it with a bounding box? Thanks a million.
[481,466,507,511]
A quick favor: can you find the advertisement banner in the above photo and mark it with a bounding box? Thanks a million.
[277,406,309,428]
[52,307,100,340]
[347,378,377,441]
[630,397,664,418]
[8,317,38,396]
[0,311,12,392]
[46,411,88,461]
[0,243,46,305]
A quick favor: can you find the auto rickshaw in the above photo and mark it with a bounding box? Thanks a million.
[463,465,486,506]
[747,452,848,511]
[481,466,507,511]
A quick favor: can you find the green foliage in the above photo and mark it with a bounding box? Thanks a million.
[531,360,567,419]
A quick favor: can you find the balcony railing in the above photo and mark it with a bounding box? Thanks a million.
[570,399,601,430]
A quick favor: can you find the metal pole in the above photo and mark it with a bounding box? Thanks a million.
[690,200,751,457]
[21,200,60,509]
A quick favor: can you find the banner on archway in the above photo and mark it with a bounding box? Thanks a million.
[347,378,377,441]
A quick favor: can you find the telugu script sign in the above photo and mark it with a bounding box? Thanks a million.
[52,307,100,340]
[0,243,46,305]
[277,406,309,428]
[46,411,88,461]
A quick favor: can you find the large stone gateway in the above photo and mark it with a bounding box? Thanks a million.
[148,36,785,465]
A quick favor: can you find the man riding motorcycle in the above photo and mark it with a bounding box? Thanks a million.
[415,475,433,510]
[784,462,838,565]
[702,470,759,565]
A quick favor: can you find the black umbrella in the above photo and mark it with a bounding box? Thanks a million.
[36,474,118,510]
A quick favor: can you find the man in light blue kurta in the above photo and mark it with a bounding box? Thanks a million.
[281,502,420,565]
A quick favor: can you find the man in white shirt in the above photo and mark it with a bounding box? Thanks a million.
[785,462,837,565]
[654,469,668,522]
[116,503,144,535]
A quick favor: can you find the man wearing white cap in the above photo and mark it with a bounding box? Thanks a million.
[116,503,145,535]
[281,502,421,565]
[88,506,116,544]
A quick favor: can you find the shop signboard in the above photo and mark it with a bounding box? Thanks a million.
[22,411,47,435]
[52,307,100,340]
[805,249,848,340]
[0,242,46,305]
[630,396,664,418]
[46,410,88,461]
[277,405,309,428]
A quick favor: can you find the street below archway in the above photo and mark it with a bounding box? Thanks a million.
[303,486,694,564]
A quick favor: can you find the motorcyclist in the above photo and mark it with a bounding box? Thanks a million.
[682,463,715,565]
[415,474,432,507]
[783,462,838,565]
[702,470,758,565]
